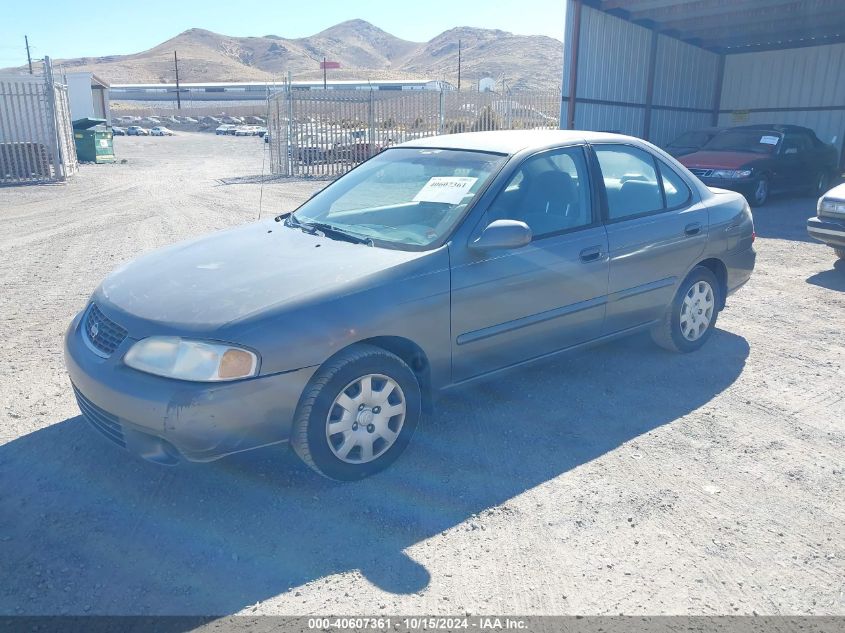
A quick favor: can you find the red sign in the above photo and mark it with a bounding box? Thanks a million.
[320,61,341,69]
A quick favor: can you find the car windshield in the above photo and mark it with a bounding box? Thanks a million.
[702,130,781,154]
[289,147,508,249]
[670,131,713,147]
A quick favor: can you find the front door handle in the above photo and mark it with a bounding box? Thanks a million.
[684,222,702,236]
[579,246,602,263]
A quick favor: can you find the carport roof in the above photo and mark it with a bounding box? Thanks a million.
[593,0,845,53]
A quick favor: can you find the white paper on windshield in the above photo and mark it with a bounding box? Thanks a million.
[760,135,779,145]
[413,176,477,205]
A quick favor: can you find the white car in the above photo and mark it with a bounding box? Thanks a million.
[234,125,261,136]
[150,126,174,136]
[215,124,237,135]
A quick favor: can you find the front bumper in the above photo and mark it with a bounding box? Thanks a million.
[64,308,317,464]
[807,216,845,248]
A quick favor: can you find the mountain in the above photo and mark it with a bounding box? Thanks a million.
[4,20,562,91]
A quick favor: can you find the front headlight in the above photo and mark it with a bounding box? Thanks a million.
[711,169,753,179]
[818,198,845,216]
[124,337,259,382]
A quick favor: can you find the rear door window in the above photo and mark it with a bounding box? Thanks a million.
[594,145,663,220]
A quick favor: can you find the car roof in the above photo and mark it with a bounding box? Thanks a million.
[733,124,813,135]
[396,130,643,155]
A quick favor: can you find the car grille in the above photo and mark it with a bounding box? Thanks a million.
[84,304,128,356]
[688,168,714,178]
[73,386,126,448]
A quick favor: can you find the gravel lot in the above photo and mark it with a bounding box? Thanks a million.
[0,132,842,616]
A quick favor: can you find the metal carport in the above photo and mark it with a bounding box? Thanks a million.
[561,0,845,165]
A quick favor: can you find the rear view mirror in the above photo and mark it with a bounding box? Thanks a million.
[471,219,533,251]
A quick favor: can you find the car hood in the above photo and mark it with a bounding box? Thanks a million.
[95,220,432,334]
[823,182,845,201]
[679,151,765,169]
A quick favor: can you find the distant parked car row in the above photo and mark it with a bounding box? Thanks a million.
[665,124,838,206]
[113,125,175,137]
[114,114,266,127]
[216,124,267,137]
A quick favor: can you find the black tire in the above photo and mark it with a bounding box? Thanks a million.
[291,344,421,481]
[809,171,831,197]
[834,247,845,261]
[651,266,721,353]
[749,176,769,207]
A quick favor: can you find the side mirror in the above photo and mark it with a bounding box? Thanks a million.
[471,219,533,251]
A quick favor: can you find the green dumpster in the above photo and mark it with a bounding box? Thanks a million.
[72,118,115,164]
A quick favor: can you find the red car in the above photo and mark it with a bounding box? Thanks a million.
[678,124,837,206]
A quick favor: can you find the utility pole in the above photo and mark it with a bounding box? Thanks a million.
[174,50,181,109]
[323,57,327,90]
[25,35,33,74]
[457,39,461,92]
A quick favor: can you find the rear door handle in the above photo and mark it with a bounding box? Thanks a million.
[579,246,602,263]
[684,222,702,236]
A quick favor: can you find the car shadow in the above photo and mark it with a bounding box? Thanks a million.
[806,258,845,290]
[752,194,819,243]
[0,330,749,615]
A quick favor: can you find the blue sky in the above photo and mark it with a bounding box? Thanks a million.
[0,0,566,67]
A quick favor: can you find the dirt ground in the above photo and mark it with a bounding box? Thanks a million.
[0,133,842,617]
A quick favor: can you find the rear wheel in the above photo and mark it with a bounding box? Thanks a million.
[291,344,421,481]
[749,177,769,207]
[651,266,720,353]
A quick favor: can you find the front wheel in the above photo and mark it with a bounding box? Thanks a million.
[651,266,720,353]
[749,177,769,207]
[291,344,421,481]
[810,171,830,197]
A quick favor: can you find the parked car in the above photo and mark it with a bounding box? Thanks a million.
[221,116,244,124]
[234,125,261,136]
[245,116,266,125]
[150,126,174,136]
[678,124,838,206]
[216,124,238,135]
[111,126,126,136]
[126,126,149,136]
[807,182,845,261]
[256,127,268,137]
[664,127,724,157]
[182,116,198,124]
[64,130,755,480]
[141,117,160,126]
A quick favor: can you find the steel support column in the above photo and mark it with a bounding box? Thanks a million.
[642,29,660,141]
[566,0,583,130]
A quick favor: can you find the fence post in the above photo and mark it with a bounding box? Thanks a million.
[286,80,294,176]
[42,57,65,181]
[367,89,376,159]
[438,90,445,135]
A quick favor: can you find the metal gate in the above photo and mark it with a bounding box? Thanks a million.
[269,88,560,178]
[0,59,78,185]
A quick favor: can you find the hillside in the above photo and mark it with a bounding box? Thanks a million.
[5,20,563,91]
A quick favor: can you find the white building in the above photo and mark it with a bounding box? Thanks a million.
[66,72,110,123]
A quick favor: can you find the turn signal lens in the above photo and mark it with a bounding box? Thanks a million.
[219,349,257,379]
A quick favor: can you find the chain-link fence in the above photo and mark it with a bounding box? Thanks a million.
[269,89,561,178]
[0,59,78,185]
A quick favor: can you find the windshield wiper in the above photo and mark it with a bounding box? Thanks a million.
[286,214,372,246]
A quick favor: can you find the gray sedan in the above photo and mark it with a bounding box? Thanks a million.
[65,130,756,480]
